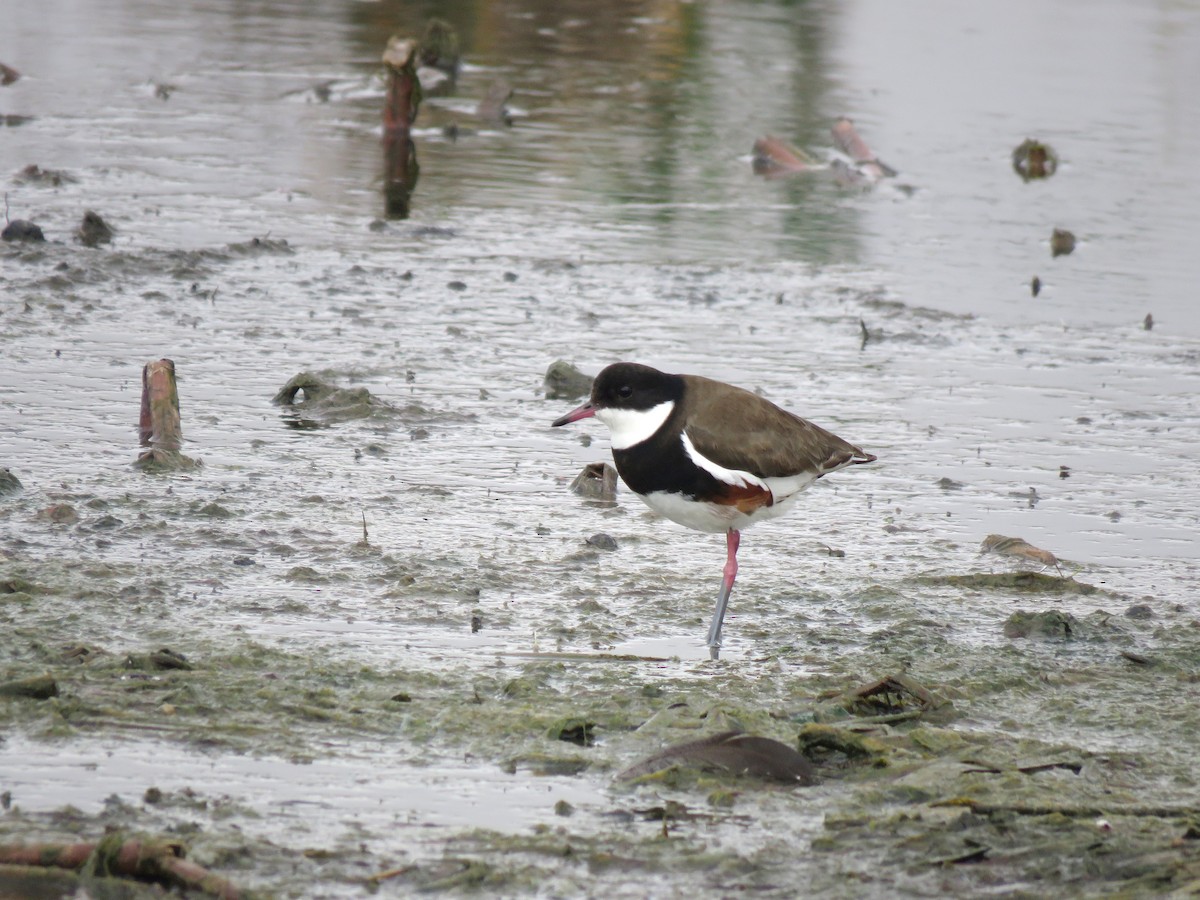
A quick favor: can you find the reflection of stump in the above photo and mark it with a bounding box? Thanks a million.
[136,359,200,471]
[382,37,422,219]
[383,136,419,219]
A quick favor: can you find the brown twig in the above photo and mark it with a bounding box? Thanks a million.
[931,798,1200,819]
[0,836,244,899]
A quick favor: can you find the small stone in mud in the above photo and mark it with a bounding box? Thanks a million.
[2,219,45,242]
[619,730,816,785]
[1143,313,1154,331]
[1050,228,1076,257]
[554,799,574,817]
[36,503,78,524]
[503,271,518,282]
[0,675,59,700]
[586,532,618,551]
[15,164,75,186]
[368,218,388,232]
[61,645,101,664]
[149,649,192,670]
[1011,139,1058,180]
[447,280,467,291]
[273,372,388,422]
[229,235,291,256]
[1003,610,1079,640]
[570,462,617,502]
[0,467,22,496]
[390,691,413,703]
[0,62,20,86]
[77,210,115,247]
[544,360,593,400]
[1031,276,1042,297]
[410,427,430,440]
[1059,465,1071,479]
[936,477,965,491]
[232,556,255,566]
[143,787,164,804]
[1125,603,1154,619]
[548,718,595,746]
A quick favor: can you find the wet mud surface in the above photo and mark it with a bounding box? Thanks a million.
[4,0,1200,897]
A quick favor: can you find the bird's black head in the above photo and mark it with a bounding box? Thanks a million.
[590,362,684,411]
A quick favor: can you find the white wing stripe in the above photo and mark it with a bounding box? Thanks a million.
[680,432,770,492]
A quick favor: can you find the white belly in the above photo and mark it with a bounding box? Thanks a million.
[638,477,812,534]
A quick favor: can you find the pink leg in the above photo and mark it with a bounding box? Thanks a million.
[706,529,741,658]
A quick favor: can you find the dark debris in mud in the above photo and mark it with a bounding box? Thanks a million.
[914,571,1108,596]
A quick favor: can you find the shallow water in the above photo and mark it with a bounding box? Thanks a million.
[3,0,1200,896]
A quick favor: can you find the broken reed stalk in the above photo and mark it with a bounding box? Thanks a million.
[136,358,199,470]
[139,358,182,449]
[0,836,243,899]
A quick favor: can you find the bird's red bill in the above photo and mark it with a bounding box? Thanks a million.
[552,402,596,427]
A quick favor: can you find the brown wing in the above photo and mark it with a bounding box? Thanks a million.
[681,375,875,479]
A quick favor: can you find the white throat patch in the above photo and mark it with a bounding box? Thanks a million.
[596,400,674,449]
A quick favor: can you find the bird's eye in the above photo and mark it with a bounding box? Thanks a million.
[617,385,633,398]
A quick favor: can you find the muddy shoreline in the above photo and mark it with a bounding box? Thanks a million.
[5,0,1200,895]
